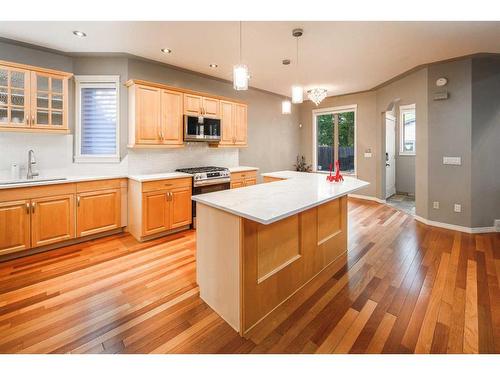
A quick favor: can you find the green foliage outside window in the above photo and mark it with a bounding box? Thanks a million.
[317,112,354,146]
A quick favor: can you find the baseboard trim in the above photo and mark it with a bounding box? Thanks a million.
[348,194,386,204]
[414,215,497,234]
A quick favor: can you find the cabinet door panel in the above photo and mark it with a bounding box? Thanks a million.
[219,101,234,145]
[136,85,161,144]
[202,97,219,117]
[170,187,192,229]
[234,104,248,145]
[244,178,257,187]
[230,180,244,189]
[31,194,75,248]
[0,200,30,255]
[77,189,121,237]
[0,66,30,129]
[142,191,169,236]
[30,72,68,130]
[183,94,202,115]
[161,89,183,145]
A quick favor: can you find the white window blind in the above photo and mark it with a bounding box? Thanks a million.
[81,87,117,155]
[75,76,120,163]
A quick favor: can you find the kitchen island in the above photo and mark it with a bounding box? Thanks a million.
[192,171,369,336]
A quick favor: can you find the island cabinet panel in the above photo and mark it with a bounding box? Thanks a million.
[31,194,75,248]
[241,195,348,334]
[0,200,31,255]
[77,188,121,237]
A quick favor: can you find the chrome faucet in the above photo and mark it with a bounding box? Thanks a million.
[27,149,39,180]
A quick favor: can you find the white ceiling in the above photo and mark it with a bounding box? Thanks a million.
[1,21,500,97]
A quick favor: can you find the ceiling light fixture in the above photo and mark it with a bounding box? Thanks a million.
[161,48,172,54]
[209,64,218,68]
[73,30,87,38]
[291,28,304,104]
[307,88,328,106]
[233,21,249,91]
[282,100,291,114]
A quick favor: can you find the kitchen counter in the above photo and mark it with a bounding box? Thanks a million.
[127,172,193,182]
[192,171,369,225]
[228,166,259,173]
[195,170,369,336]
[0,174,128,189]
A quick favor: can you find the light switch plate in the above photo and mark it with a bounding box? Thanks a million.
[433,201,439,209]
[364,152,372,158]
[443,156,461,165]
[454,204,462,213]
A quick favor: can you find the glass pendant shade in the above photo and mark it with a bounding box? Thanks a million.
[307,88,328,106]
[291,85,303,104]
[233,64,249,91]
[282,100,291,114]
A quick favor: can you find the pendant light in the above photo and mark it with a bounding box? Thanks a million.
[233,21,249,91]
[282,100,292,114]
[291,28,303,104]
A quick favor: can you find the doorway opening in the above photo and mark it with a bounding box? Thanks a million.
[384,106,416,216]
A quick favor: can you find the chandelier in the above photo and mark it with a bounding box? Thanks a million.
[307,88,328,106]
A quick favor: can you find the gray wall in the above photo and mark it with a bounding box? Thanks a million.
[127,59,300,174]
[428,59,472,227]
[471,57,500,227]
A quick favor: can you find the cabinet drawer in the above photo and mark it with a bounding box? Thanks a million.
[230,170,257,182]
[0,183,76,202]
[142,177,192,193]
[76,178,123,193]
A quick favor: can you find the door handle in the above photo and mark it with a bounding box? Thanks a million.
[31,115,35,125]
[31,202,35,214]
[26,202,30,214]
[386,163,390,167]
[77,196,80,207]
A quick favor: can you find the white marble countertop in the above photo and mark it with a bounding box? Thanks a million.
[127,172,193,182]
[0,174,128,189]
[228,166,259,173]
[192,171,369,225]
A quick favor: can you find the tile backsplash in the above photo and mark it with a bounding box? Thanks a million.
[0,133,239,179]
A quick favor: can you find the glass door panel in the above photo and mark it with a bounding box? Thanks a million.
[337,111,355,173]
[31,72,65,128]
[0,66,29,128]
[316,113,334,172]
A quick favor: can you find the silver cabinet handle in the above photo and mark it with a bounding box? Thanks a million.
[26,202,30,214]
[31,202,35,214]
[77,196,80,207]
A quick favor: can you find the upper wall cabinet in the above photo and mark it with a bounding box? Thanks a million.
[126,79,247,148]
[127,81,183,148]
[184,93,219,117]
[219,100,248,147]
[0,60,72,133]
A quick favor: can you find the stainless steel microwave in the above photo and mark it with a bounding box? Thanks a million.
[184,115,221,143]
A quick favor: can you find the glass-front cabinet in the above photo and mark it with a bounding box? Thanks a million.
[0,61,71,133]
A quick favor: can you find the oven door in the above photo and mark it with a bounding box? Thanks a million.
[192,181,230,227]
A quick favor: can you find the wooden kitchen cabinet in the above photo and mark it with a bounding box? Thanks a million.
[230,170,257,189]
[31,194,75,248]
[128,177,192,241]
[219,101,248,147]
[128,82,184,147]
[77,188,121,237]
[183,93,219,117]
[0,60,71,133]
[0,200,31,256]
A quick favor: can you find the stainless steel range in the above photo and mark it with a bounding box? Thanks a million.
[175,166,230,227]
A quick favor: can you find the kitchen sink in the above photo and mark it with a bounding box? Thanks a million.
[0,177,67,185]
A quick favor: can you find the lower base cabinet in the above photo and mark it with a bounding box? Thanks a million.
[77,188,121,237]
[0,179,126,258]
[128,177,192,241]
[230,170,257,189]
[0,199,31,255]
[31,194,75,248]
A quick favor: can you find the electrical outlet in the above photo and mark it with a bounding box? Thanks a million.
[433,201,440,209]
[454,204,462,213]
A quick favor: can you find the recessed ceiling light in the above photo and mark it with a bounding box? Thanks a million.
[161,48,172,54]
[209,64,218,68]
[73,30,87,38]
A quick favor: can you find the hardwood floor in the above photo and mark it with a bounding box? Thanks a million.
[0,198,498,354]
